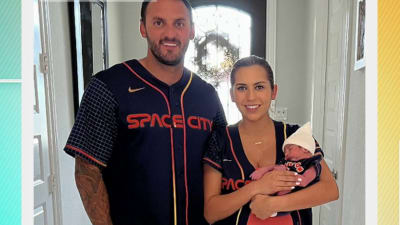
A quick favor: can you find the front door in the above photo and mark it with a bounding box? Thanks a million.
[315,0,351,224]
[33,0,59,224]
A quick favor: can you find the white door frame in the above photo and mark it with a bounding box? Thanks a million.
[309,0,329,224]
[311,0,353,224]
[266,0,277,76]
[310,0,328,146]
[36,0,63,224]
[266,0,277,115]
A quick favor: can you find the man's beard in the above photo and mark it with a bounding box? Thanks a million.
[148,38,189,66]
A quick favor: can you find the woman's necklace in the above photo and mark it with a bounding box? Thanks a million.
[239,119,272,146]
[252,137,268,145]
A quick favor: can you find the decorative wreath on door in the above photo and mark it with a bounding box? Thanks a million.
[192,32,239,87]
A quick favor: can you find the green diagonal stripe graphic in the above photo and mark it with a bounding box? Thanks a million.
[0,83,21,224]
[0,0,21,79]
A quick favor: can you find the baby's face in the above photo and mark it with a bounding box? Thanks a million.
[284,144,312,161]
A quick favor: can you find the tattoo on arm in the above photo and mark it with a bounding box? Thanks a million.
[75,156,113,225]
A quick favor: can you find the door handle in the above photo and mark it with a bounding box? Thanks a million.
[331,169,338,180]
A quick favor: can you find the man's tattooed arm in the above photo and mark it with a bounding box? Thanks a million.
[75,156,113,225]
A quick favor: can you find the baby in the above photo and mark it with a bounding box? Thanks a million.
[249,122,322,219]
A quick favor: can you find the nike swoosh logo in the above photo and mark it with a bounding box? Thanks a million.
[223,159,232,162]
[128,87,145,93]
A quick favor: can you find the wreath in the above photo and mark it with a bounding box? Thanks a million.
[192,32,239,87]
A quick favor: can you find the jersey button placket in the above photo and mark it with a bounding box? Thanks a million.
[174,102,180,128]
[169,88,176,127]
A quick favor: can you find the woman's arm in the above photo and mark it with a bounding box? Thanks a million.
[203,165,258,224]
[203,164,299,224]
[249,159,339,219]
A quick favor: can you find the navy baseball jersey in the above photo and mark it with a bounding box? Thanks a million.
[283,154,322,193]
[202,121,323,225]
[64,59,226,225]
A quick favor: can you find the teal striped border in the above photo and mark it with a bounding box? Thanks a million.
[0,0,21,78]
[0,0,22,223]
[0,83,21,224]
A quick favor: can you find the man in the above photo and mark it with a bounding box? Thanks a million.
[63,0,226,225]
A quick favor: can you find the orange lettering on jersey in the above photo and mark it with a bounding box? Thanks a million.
[207,120,213,131]
[226,178,235,191]
[126,113,212,131]
[150,113,163,127]
[127,114,147,129]
[199,117,209,131]
[221,177,228,190]
[235,180,245,189]
[172,115,184,128]
[221,178,250,191]
[161,115,171,128]
[139,114,151,127]
[188,116,200,129]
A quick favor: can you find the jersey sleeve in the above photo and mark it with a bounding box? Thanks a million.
[211,89,227,129]
[303,155,323,178]
[314,139,324,157]
[64,77,118,168]
[202,128,225,173]
[313,155,323,179]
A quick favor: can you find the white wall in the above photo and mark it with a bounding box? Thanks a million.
[106,2,123,66]
[341,0,365,224]
[48,2,91,225]
[107,1,147,66]
[92,4,104,74]
[341,61,365,225]
[274,0,313,125]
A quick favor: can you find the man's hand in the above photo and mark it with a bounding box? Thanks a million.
[249,195,276,220]
[75,156,113,225]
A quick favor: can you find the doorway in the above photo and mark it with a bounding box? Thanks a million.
[33,0,61,224]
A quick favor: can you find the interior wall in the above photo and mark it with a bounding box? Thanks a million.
[105,2,122,66]
[341,0,365,224]
[107,1,147,66]
[274,0,313,125]
[47,2,91,225]
[341,59,365,225]
[91,4,103,75]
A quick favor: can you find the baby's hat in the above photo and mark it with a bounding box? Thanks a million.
[282,122,315,154]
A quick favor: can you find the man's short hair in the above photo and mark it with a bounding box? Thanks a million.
[141,0,194,24]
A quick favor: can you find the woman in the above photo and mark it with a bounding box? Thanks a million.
[202,55,338,225]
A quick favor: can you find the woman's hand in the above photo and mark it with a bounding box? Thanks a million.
[249,194,276,219]
[251,159,339,214]
[254,170,300,195]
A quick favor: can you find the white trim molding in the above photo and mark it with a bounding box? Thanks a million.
[266,0,277,79]
[310,0,328,143]
[0,79,23,83]
[309,1,328,224]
